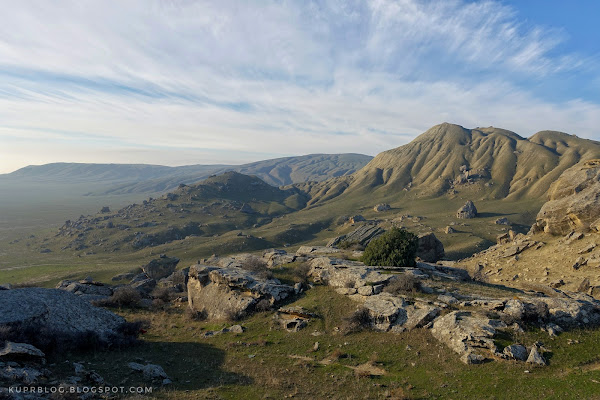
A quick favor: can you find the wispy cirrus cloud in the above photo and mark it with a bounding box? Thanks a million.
[0,0,598,173]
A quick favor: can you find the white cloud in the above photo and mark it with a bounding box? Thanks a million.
[0,0,597,173]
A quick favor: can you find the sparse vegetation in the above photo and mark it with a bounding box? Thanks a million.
[383,274,421,295]
[293,261,312,284]
[93,286,142,308]
[240,256,273,280]
[254,298,273,312]
[341,307,372,334]
[185,308,207,321]
[361,227,418,267]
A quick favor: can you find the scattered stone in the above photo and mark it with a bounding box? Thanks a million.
[577,278,591,293]
[128,362,168,381]
[275,306,317,332]
[228,325,245,334]
[457,201,478,219]
[373,204,391,212]
[111,272,136,282]
[0,365,46,385]
[549,279,565,288]
[56,279,113,298]
[572,256,588,270]
[526,347,546,366]
[130,278,157,295]
[0,342,45,363]
[544,323,563,337]
[461,352,485,365]
[437,294,458,305]
[142,255,180,280]
[497,232,511,245]
[445,226,456,234]
[495,217,510,225]
[578,244,597,254]
[349,215,366,224]
[503,344,528,361]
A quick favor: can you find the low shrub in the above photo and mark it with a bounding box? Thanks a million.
[93,286,141,308]
[383,275,421,295]
[293,262,312,284]
[151,286,174,303]
[254,299,273,312]
[240,256,273,280]
[341,308,371,334]
[361,228,418,267]
[186,308,207,321]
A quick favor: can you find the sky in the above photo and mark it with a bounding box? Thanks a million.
[0,0,599,174]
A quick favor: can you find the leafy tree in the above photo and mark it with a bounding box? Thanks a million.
[361,228,418,267]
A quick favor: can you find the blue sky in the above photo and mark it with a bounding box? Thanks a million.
[0,0,599,173]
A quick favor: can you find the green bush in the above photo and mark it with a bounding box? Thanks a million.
[361,228,418,267]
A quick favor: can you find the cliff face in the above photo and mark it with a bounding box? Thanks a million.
[533,159,600,235]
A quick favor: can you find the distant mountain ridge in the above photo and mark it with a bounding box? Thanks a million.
[2,153,373,193]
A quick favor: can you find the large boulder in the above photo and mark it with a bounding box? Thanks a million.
[0,288,126,342]
[430,311,506,364]
[327,225,385,248]
[363,294,408,331]
[417,233,445,262]
[187,265,294,320]
[534,159,600,235]
[456,200,477,219]
[0,342,45,363]
[142,255,180,280]
[307,257,390,288]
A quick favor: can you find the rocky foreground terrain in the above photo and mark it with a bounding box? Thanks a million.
[2,128,600,399]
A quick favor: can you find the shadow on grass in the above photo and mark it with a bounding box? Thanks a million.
[478,212,511,218]
[52,340,252,393]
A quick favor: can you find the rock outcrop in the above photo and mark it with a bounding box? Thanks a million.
[187,265,294,320]
[142,254,180,280]
[417,233,445,262]
[0,288,126,341]
[456,200,477,219]
[430,311,505,364]
[533,159,600,235]
[373,203,391,212]
[326,225,385,248]
[56,278,113,302]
